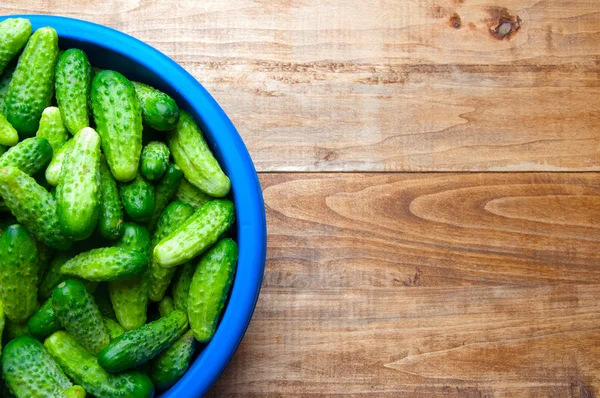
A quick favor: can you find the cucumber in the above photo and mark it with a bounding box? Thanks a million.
[6,27,59,136]
[98,310,188,373]
[154,200,234,268]
[0,137,53,175]
[188,238,238,342]
[0,113,18,146]
[167,111,230,197]
[93,284,117,320]
[0,301,5,354]
[147,201,194,302]
[149,329,195,390]
[120,173,155,223]
[0,224,39,322]
[148,163,183,232]
[36,241,54,281]
[114,221,151,258]
[0,60,16,115]
[39,251,97,299]
[64,386,86,398]
[35,107,68,154]
[172,261,195,315]
[4,318,32,342]
[45,136,73,186]
[2,336,74,398]
[103,317,125,340]
[56,127,101,240]
[45,331,155,398]
[55,49,92,135]
[27,298,61,339]
[174,177,212,210]
[0,18,31,75]
[158,296,174,317]
[91,70,142,182]
[132,81,179,131]
[51,279,110,355]
[98,156,123,240]
[141,141,170,181]
[60,247,148,282]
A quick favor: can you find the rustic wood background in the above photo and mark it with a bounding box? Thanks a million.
[3,0,599,396]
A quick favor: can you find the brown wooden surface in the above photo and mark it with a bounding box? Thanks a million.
[3,1,600,397]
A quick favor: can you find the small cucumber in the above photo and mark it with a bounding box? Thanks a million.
[56,127,101,240]
[6,27,59,136]
[98,156,123,240]
[147,201,194,302]
[0,224,39,322]
[98,310,188,373]
[188,238,238,342]
[148,163,183,232]
[120,173,155,223]
[93,284,117,320]
[45,331,155,398]
[0,113,18,146]
[0,60,16,115]
[141,141,170,181]
[114,221,151,258]
[132,81,179,131]
[158,296,174,317]
[0,137,53,175]
[2,336,74,398]
[154,200,234,268]
[27,298,61,339]
[39,251,97,299]
[103,317,125,340]
[91,70,142,182]
[60,247,148,282]
[149,330,195,390]
[51,279,110,355]
[36,106,68,154]
[55,49,92,135]
[172,261,195,315]
[0,18,32,75]
[45,136,73,186]
[167,111,230,197]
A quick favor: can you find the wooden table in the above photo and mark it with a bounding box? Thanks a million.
[4,1,599,396]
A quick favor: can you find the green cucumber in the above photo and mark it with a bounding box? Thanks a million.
[64,386,86,398]
[149,330,196,390]
[93,284,117,320]
[154,200,234,268]
[0,113,17,146]
[120,173,155,223]
[51,279,110,355]
[98,156,123,240]
[60,247,148,282]
[174,177,212,210]
[0,224,39,322]
[158,296,174,317]
[0,137,53,175]
[114,221,151,258]
[36,106,68,154]
[188,238,238,342]
[36,241,54,281]
[45,331,155,398]
[6,27,59,136]
[39,251,97,299]
[0,61,16,116]
[148,163,183,232]
[45,136,73,186]
[141,141,170,181]
[0,18,31,75]
[0,301,5,355]
[91,70,142,182]
[2,336,73,398]
[172,261,195,315]
[147,201,194,302]
[103,317,125,340]
[27,297,61,339]
[132,81,179,131]
[98,310,188,373]
[55,48,92,135]
[167,111,230,197]
[56,127,101,240]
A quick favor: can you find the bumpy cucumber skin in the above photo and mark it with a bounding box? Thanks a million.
[35,107,68,154]
[91,70,142,182]
[98,156,123,240]
[2,336,73,398]
[60,247,148,282]
[0,224,39,322]
[51,279,110,356]
[98,310,188,373]
[0,18,31,75]
[147,201,194,302]
[45,136,73,186]
[0,302,4,355]
[103,317,125,340]
[6,27,59,136]
[158,296,175,317]
[149,329,195,390]
[27,298,61,339]
[154,200,235,268]
[56,127,101,240]
[148,163,183,232]
[0,112,18,146]
[167,111,230,197]
[120,173,155,223]
[132,81,180,131]
[172,261,195,315]
[45,331,155,398]
[39,251,96,299]
[0,137,53,175]
[0,61,16,115]
[141,141,170,181]
[114,221,151,258]
[189,238,238,342]
[55,49,92,135]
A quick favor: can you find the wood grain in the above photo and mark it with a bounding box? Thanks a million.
[208,172,600,397]
[2,0,599,171]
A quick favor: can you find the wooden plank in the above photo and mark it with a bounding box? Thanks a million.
[3,1,599,171]
[208,172,600,396]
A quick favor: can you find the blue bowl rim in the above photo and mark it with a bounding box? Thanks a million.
[0,14,267,397]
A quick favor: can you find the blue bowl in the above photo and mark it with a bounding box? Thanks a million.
[0,14,267,397]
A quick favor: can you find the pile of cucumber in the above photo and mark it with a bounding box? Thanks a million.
[0,18,238,397]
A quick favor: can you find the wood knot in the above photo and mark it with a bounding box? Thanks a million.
[449,13,462,29]
[488,7,521,40]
